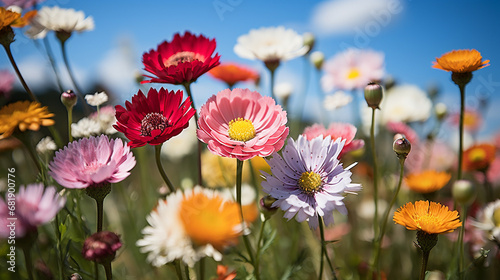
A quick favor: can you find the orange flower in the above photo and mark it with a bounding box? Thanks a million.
[433,49,489,73]
[0,7,36,29]
[209,62,259,88]
[216,265,236,280]
[0,101,55,139]
[463,143,496,172]
[393,200,461,234]
[404,170,451,194]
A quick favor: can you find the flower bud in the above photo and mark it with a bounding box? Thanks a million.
[434,103,448,121]
[61,90,77,109]
[260,195,278,220]
[310,51,325,70]
[82,231,122,264]
[427,84,440,99]
[70,273,83,280]
[452,180,476,206]
[393,137,411,159]
[364,82,383,109]
[303,32,315,54]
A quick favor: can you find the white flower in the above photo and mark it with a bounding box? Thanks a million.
[323,91,353,111]
[36,136,57,155]
[26,6,94,39]
[472,199,500,242]
[234,26,309,62]
[90,105,117,135]
[85,91,108,107]
[274,82,293,100]
[71,118,101,138]
[310,51,325,69]
[161,119,197,161]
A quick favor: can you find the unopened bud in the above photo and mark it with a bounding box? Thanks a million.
[260,195,278,220]
[82,231,122,264]
[364,82,383,109]
[61,90,77,109]
[435,103,448,121]
[303,32,315,54]
[393,137,411,159]
[310,51,325,70]
[70,273,83,280]
[452,180,476,206]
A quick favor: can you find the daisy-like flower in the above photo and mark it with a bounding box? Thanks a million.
[472,199,500,242]
[463,143,495,172]
[433,49,489,74]
[71,117,101,138]
[0,183,65,239]
[261,135,362,229]
[302,123,364,158]
[393,200,461,234]
[197,88,289,161]
[25,6,94,39]
[234,26,308,64]
[0,6,36,30]
[321,48,384,92]
[85,91,108,107]
[142,31,220,85]
[0,100,55,139]
[114,88,195,148]
[323,91,353,111]
[404,170,451,194]
[136,186,243,267]
[48,135,136,189]
[208,62,259,88]
[89,105,117,135]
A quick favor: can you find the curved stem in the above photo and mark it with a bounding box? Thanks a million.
[457,84,466,180]
[182,82,202,187]
[22,246,34,280]
[370,108,379,241]
[419,251,430,280]
[458,204,468,279]
[2,43,37,102]
[371,157,405,277]
[42,36,64,92]
[155,144,176,193]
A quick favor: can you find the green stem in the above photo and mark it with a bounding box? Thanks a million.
[371,157,405,277]
[370,108,379,241]
[2,43,38,102]
[96,198,104,232]
[457,84,466,180]
[42,36,64,92]
[199,257,205,280]
[236,159,257,276]
[155,144,176,193]
[54,215,65,279]
[184,263,190,280]
[103,262,113,280]
[254,218,268,279]
[61,40,83,95]
[458,204,468,279]
[95,261,100,280]
[174,260,184,280]
[318,216,325,280]
[419,251,430,280]
[269,67,276,100]
[67,106,73,142]
[22,246,34,280]
[483,170,493,202]
[182,82,202,187]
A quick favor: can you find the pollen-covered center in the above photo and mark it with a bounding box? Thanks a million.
[347,67,360,80]
[140,112,168,137]
[164,51,206,67]
[493,208,500,227]
[469,148,486,162]
[416,214,439,230]
[298,171,322,194]
[228,118,256,142]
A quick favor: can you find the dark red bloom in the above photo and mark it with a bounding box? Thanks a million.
[82,231,122,264]
[114,88,195,148]
[142,31,220,85]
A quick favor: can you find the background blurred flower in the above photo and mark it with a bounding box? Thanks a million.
[448,109,483,133]
[197,88,288,161]
[321,48,384,92]
[142,31,220,85]
[82,231,122,263]
[323,91,352,111]
[114,88,195,148]
[0,69,15,97]
[302,123,364,158]
[35,136,56,155]
[137,187,243,267]
[49,135,136,189]
[201,149,250,188]
[161,119,197,162]
[262,135,361,229]
[405,140,456,173]
[26,6,94,39]
[386,121,419,145]
[0,0,45,9]
[463,143,496,172]
[0,6,36,30]
[71,117,101,138]
[394,200,461,234]
[216,265,237,280]
[0,183,65,238]
[433,49,489,73]
[89,105,117,135]
[471,199,500,242]
[404,170,451,194]
[0,100,54,139]
[208,62,259,88]
[85,91,108,107]
[234,26,308,63]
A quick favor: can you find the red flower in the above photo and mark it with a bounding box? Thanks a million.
[142,31,220,85]
[114,88,195,148]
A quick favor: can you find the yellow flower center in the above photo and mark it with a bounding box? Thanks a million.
[347,68,360,80]
[493,208,500,227]
[179,192,241,250]
[163,51,205,67]
[298,171,322,194]
[469,148,486,162]
[228,118,256,142]
[415,214,439,230]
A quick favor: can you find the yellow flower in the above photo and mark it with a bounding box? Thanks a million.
[433,49,489,73]
[0,7,36,29]
[201,150,250,188]
[179,190,242,250]
[404,170,451,194]
[393,200,461,234]
[0,101,55,139]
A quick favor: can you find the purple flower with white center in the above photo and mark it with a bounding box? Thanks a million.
[261,135,361,229]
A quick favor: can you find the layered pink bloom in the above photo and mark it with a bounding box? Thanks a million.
[321,48,384,92]
[0,184,65,238]
[49,135,136,189]
[386,121,419,145]
[302,123,364,158]
[197,88,288,161]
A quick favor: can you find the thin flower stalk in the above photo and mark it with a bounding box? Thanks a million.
[155,144,175,193]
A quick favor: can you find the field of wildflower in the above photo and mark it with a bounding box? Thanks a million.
[0,1,499,280]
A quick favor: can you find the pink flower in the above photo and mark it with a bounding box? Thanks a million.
[197,88,288,161]
[386,121,419,145]
[0,70,15,98]
[49,135,136,189]
[448,109,483,133]
[321,48,384,92]
[0,183,65,238]
[405,140,456,174]
[82,231,122,263]
[302,123,364,158]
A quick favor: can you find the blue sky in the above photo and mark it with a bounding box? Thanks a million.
[1,0,499,138]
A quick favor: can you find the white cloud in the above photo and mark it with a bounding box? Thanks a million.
[311,0,403,35]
